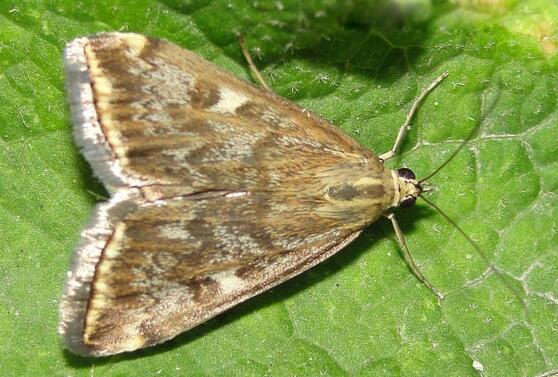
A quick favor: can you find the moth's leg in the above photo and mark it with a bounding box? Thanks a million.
[379,71,449,161]
[239,35,270,90]
[385,213,445,300]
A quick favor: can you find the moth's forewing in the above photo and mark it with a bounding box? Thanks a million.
[60,33,396,356]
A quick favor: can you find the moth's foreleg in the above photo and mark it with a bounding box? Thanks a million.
[379,71,449,162]
[384,213,445,300]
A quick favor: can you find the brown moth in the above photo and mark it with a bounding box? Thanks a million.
[60,32,448,356]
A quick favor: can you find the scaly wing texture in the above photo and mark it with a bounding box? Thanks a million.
[59,33,395,356]
[68,192,363,356]
[66,32,376,195]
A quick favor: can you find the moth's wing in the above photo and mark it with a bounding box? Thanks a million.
[64,32,374,195]
[60,33,395,356]
[61,192,363,356]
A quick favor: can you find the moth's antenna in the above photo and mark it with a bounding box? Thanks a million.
[419,121,480,183]
[410,94,527,314]
[419,195,529,316]
[419,91,498,183]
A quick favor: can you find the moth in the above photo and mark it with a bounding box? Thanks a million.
[60,32,451,356]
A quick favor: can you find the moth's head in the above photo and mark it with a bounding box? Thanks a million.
[394,167,423,208]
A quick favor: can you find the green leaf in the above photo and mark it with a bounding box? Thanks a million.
[1,0,557,376]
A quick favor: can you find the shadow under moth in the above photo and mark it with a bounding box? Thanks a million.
[60,32,462,356]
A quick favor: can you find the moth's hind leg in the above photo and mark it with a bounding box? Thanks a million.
[379,71,449,162]
[385,213,445,300]
[238,35,270,90]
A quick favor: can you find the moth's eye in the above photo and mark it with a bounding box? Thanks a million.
[397,167,416,180]
[400,197,416,208]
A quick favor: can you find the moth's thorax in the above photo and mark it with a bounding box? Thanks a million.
[320,157,395,226]
[390,169,422,208]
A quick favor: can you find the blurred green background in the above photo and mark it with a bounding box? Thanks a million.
[1,0,557,376]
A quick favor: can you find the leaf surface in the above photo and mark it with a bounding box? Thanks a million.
[1,1,557,376]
